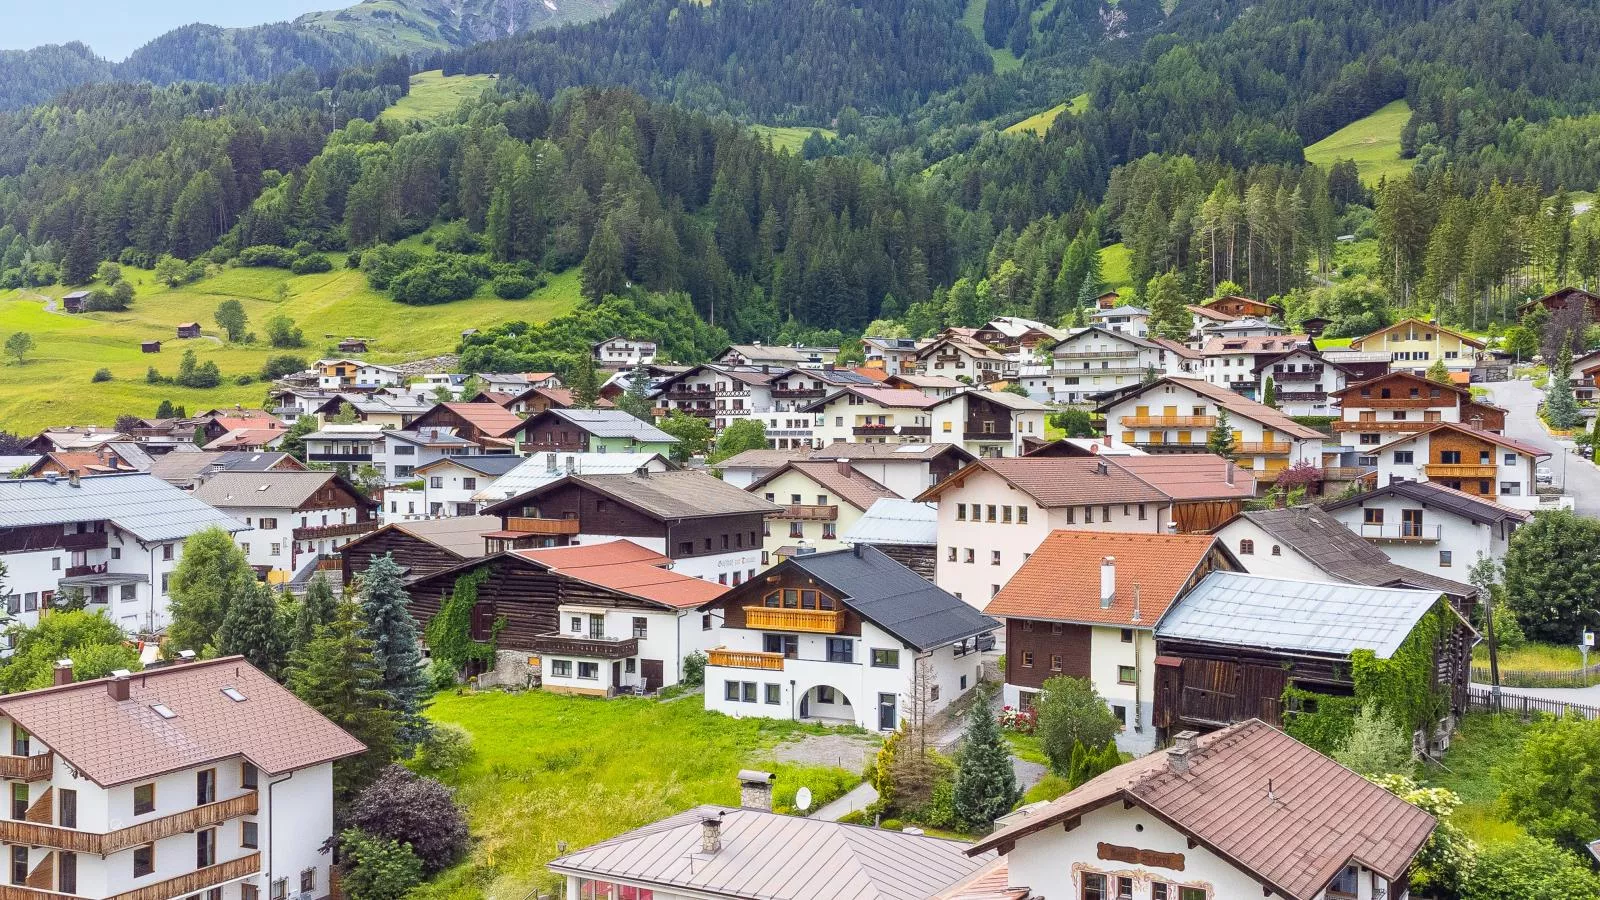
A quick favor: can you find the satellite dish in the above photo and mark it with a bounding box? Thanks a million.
[892,425,903,435]
[795,787,813,812]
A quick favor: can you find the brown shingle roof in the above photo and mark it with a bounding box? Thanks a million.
[1187,304,1238,322]
[0,657,365,787]
[986,531,1224,626]
[971,720,1435,900]
[917,457,1171,506]
[749,461,901,511]
[485,470,779,520]
[435,402,528,437]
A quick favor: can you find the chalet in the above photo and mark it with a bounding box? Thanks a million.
[0,473,245,633]
[376,427,486,483]
[969,719,1436,900]
[1088,304,1150,337]
[507,408,678,456]
[1320,348,1393,383]
[840,498,938,579]
[912,332,1012,382]
[987,532,1239,752]
[1199,333,1308,397]
[26,445,150,478]
[1185,303,1236,340]
[652,364,780,432]
[415,455,525,517]
[406,540,725,694]
[1521,285,1600,322]
[715,449,810,489]
[266,388,336,424]
[176,322,201,338]
[402,402,522,450]
[970,316,1067,353]
[803,386,940,446]
[479,470,776,585]
[471,452,674,503]
[802,441,972,497]
[146,450,304,490]
[593,336,658,367]
[139,340,161,354]
[701,545,997,729]
[337,337,368,353]
[1331,371,1506,463]
[0,657,365,900]
[927,389,1051,458]
[748,460,900,562]
[1254,347,1353,416]
[191,471,377,581]
[338,515,498,584]
[491,385,614,416]
[1301,315,1334,337]
[1325,482,1531,579]
[315,359,402,391]
[1094,291,1121,309]
[184,409,288,451]
[1349,318,1486,372]
[1097,377,1325,478]
[1201,294,1278,318]
[881,373,965,399]
[312,391,431,428]
[1366,422,1549,508]
[23,427,126,454]
[1047,327,1185,404]
[1153,571,1473,746]
[716,344,839,370]
[60,290,90,313]
[474,372,563,396]
[861,336,924,376]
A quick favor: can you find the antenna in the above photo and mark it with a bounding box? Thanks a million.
[794,787,813,813]
[1131,584,1142,624]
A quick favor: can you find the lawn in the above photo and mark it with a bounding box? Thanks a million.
[0,263,581,432]
[751,124,837,154]
[962,0,1022,73]
[1100,242,1132,294]
[1303,100,1414,186]
[415,690,863,898]
[1473,641,1588,671]
[1426,712,1532,847]
[380,70,499,123]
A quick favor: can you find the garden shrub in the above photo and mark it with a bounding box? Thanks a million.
[91,368,112,383]
[339,829,422,900]
[414,722,474,772]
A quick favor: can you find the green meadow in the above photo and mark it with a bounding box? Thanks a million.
[381,70,500,124]
[1303,100,1414,186]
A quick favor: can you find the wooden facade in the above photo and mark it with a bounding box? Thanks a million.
[1204,296,1279,318]
[514,410,596,452]
[1171,499,1243,534]
[339,527,479,585]
[1424,429,1500,497]
[493,481,766,564]
[706,568,865,637]
[876,544,935,580]
[1004,620,1092,690]
[964,393,1017,441]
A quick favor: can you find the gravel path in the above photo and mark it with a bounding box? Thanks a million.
[771,732,880,771]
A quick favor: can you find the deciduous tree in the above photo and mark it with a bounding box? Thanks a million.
[167,527,257,654]
[1035,676,1120,776]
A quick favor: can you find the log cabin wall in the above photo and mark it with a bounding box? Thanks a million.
[341,530,469,585]
[1004,618,1091,689]
[663,513,767,561]
[877,544,935,579]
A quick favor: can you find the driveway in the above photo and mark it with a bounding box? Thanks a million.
[1479,379,1600,517]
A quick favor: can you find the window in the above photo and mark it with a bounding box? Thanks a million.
[789,521,804,538]
[1393,450,1414,464]
[632,617,648,639]
[242,820,259,849]
[133,783,155,816]
[1360,433,1381,445]
[822,523,836,540]
[550,660,572,677]
[724,681,740,701]
[430,476,444,488]
[1440,450,1462,464]
[1500,481,1521,496]
[964,548,975,564]
[10,785,26,821]
[1112,704,1127,726]
[1329,865,1359,897]
[764,634,798,658]
[1082,873,1107,900]
[242,762,258,790]
[1153,887,1168,900]
[58,789,75,829]
[9,846,25,886]
[956,503,966,521]
[11,727,27,758]
[1118,665,1136,684]
[1116,877,1134,900]
[1001,506,1012,524]
[990,550,1001,566]
[1120,628,1134,643]
[826,638,854,663]
[1439,550,1453,568]
[162,544,174,561]
[1504,453,1517,466]
[1050,654,1062,672]
[702,613,713,631]
[986,505,997,522]
[272,878,287,900]
[196,828,216,868]
[741,682,758,703]
[947,546,957,562]
[764,684,781,705]
[1021,651,1034,668]
[132,844,154,878]
[462,477,477,490]
[1017,506,1028,524]
[1238,539,1254,555]
[197,768,216,805]
[577,662,599,680]
[1271,544,1281,556]
[871,649,900,668]
[301,868,317,894]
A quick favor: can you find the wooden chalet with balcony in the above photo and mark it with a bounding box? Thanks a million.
[1201,295,1281,319]
[1333,371,1508,462]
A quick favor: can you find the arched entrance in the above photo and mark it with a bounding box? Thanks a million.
[798,685,855,726]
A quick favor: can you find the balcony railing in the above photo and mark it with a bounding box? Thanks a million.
[1121,415,1216,428]
[0,792,258,855]
[292,521,376,541]
[744,606,846,634]
[1063,366,1148,378]
[853,425,932,437]
[0,754,52,782]
[1276,391,1329,401]
[1053,350,1138,361]
[58,532,108,552]
[306,452,374,463]
[1344,396,1448,409]
[964,431,1014,442]
[707,648,786,670]
[771,388,827,399]
[1321,466,1373,480]
[1331,420,1438,432]
[773,505,837,521]
[1232,441,1292,455]
[109,852,260,900]
[661,389,714,401]
[504,516,582,535]
[531,634,639,660]
[1425,464,1499,479]
[62,563,106,578]
[1359,523,1443,542]
[1271,369,1324,382]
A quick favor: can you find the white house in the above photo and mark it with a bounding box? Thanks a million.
[716,344,839,370]
[1045,327,1186,404]
[593,336,658,367]
[1331,371,1508,461]
[1322,479,1531,578]
[1089,305,1150,337]
[1199,334,1308,399]
[926,389,1051,458]
[314,359,402,391]
[0,473,246,635]
[377,427,484,484]
[0,656,365,900]
[802,386,941,446]
[470,452,674,503]
[912,332,1014,382]
[969,719,1436,900]
[190,472,377,582]
[1255,347,1352,417]
[1097,377,1325,480]
[1366,422,1549,509]
[747,460,900,563]
[652,365,780,434]
[861,336,926,376]
[301,424,385,476]
[702,546,997,730]
[415,455,525,518]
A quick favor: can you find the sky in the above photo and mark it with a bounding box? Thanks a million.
[0,0,343,60]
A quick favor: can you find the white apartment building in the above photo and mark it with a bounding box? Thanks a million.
[314,360,402,391]
[803,386,940,446]
[593,337,658,367]
[1199,334,1307,400]
[414,456,525,518]
[926,389,1051,458]
[1089,305,1150,337]
[1256,348,1350,417]
[1097,377,1325,479]
[652,365,779,433]
[1322,481,1529,579]
[0,656,364,900]
[0,474,246,635]
[1045,327,1177,404]
[1363,422,1550,511]
[471,452,674,504]
[190,472,377,581]
[861,337,925,376]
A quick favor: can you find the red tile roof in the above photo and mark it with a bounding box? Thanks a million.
[1108,454,1258,500]
[517,540,727,609]
[0,657,365,787]
[917,457,1171,506]
[438,402,528,437]
[971,719,1435,900]
[986,531,1223,626]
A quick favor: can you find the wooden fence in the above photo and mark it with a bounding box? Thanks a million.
[1471,662,1600,688]
[1467,687,1600,720]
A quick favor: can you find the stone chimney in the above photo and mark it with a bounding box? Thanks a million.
[107,671,131,701]
[176,650,197,663]
[53,659,73,686]
[701,812,725,854]
[1225,459,1235,486]
[835,458,851,477]
[1100,557,1115,609]
[1168,730,1199,774]
[738,770,776,811]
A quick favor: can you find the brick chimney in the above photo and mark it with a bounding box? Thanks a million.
[52,659,73,686]
[738,770,775,811]
[107,671,131,701]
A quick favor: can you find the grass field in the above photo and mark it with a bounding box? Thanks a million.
[1303,100,1414,186]
[1100,242,1132,295]
[415,690,863,898]
[381,70,499,124]
[962,0,1022,73]
[751,124,838,154]
[1473,641,1588,671]
[1427,712,1531,846]
[1004,92,1088,136]
[0,263,581,432]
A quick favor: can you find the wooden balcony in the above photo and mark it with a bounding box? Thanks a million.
[0,792,258,854]
[57,532,108,552]
[744,606,846,634]
[1425,464,1498,479]
[504,516,581,535]
[771,388,826,399]
[774,505,837,521]
[964,431,1015,442]
[1271,369,1324,382]
[1120,415,1216,428]
[110,852,260,900]
[1054,350,1138,361]
[1232,441,1292,455]
[707,648,785,671]
[1331,420,1437,432]
[0,754,52,782]
[62,563,106,578]
[292,520,376,541]
[853,425,931,437]
[531,634,638,660]
[1276,391,1328,402]
[1344,396,1447,408]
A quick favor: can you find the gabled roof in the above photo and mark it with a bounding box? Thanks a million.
[1203,294,1282,312]
[969,719,1434,900]
[1186,304,1238,322]
[1096,377,1324,440]
[1200,334,1308,356]
[0,473,247,541]
[800,386,943,412]
[341,516,498,560]
[551,804,995,900]
[471,452,674,502]
[191,471,372,511]
[803,442,973,464]
[1349,318,1487,350]
[412,455,526,477]
[916,457,1170,507]
[1223,507,1476,599]
[1374,422,1549,458]
[1105,453,1257,500]
[517,540,725,609]
[0,657,365,787]
[1051,324,1163,352]
[1322,480,1531,527]
[1155,570,1444,658]
[883,373,967,389]
[1251,346,1354,376]
[483,471,778,521]
[518,408,677,444]
[987,532,1231,627]
[840,498,938,547]
[1330,369,1470,400]
[715,448,811,469]
[780,545,998,650]
[936,388,1051,412]
[147,451,303,485]
[747,461,900,512]
[1150,337,1201,360]
[409,402,526,438]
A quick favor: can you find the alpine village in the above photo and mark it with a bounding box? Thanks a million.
[13,0,1600,899]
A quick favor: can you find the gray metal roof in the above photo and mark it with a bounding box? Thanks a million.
[550,805,994,900]
[842,499,938,547]
[1322,480,1530,526]
[473,453,673,502]
[191,472,345,509]
[789,545,998,651]
[0,473,246,542]
[1155,571,1442,659]
[413,455,525,476]
[1232,507,1476,598]
[543,409,678,443]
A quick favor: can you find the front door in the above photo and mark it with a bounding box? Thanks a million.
[1401,509,1424,538]
[611,661,623,691]
[641,659,664,693]
[877,693,897,731]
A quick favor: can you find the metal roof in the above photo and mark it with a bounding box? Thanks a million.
[536,409,678,443]
[190,471,350,510]
[787,545,998,651]
[0,473,246,542]
[1228,507,1476,599]
[841,499,938,547]
[1155,571,1442,659]
[472,453,673,502]
[412,455,525,476]
[1321,480,1530,526]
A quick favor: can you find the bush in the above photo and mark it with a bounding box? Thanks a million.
[1333,703,1413,777]
[1496,714,1600,852]
[348,765,469,873]
[390,258,481,305]
[237,245,298,268]
[91,368,112,383]
[265,315,304,348]
[491,274,538,299]
[339,829,422,900]
[359,245,423,290]
[290,254,333,275]
[879,818,903,831]
[414,722,475,773]
[1464,836,1600,900]
[432,222,485,254]
[233,374,254,385]
[682,651,706,686]
[1036,676,1121,777]
[260,354,309,380]
[426,658,458,691]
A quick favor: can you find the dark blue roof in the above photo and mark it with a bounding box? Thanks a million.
[786,545,999,651]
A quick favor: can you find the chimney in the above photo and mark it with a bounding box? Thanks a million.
[1100,556,1116,609]
[53,659,73,686]
[1225,459,1235,486]
[1095,461,1109,476]
[738,769,776,811]
[1103,433,1111,448]
[836,458,851,477]
[852,542,863,558]
[68,470,80,488]
[1168,730,1199,774]
[701,812,724,854]
[107,671,131,701]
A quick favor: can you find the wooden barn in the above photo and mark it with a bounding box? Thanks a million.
[61,290,90,313]
[338,338,369,353]
[177,322,201,338]
[140,341,161,353]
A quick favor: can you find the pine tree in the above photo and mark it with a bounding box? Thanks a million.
[953,690,1020,830]
[1206,407,1235,458]
[356,555,430,750]
[1145,272,1190,340]
[569,354,600,409]
[617,363,655,422]
[63,220,97,285]
[217,580,288,679]
[294,572,339,654]
[1546,343,1584,430]
[167,527,257,654]
[580,221,626,303]
[1262,376,1277,409]
[1425,359,1452,384]
[288,602,398,806]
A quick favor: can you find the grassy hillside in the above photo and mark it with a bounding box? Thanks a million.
[1004,91,1088,136]
[1100,242,1132,293]
[0,265,580,433]
[298,0,616,55]
[751,124,838,154]
[381,70,500,123]
[1303,100,1413,186]
[962,0,1021,73]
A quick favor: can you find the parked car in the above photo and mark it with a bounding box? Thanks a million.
[1537,466,1554,485]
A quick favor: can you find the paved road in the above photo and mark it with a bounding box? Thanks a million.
[1480,379,1600,517]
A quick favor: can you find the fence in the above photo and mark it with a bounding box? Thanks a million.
[1471,662,1600,688]
[1467,687,1600,720]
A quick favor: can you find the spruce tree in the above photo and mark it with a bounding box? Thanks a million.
[1546,343,1584,430]
[217,580,288,678]
[357,555,430,750]
[570,355,600,409]
[294,572,340,654]
[954,692,1021,830]
[288,602,398,805]
[1425,359,1452,384]
[1145,272,1190,340]
[1206,407,1235,458]
[1262,376,1277,408]
[617,363,656,421]
[580,221,626,302]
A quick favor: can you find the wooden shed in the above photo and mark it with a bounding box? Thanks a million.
[338,338,369,353]
[62,291,90,313]
[177,322,201,338]
[140,341,162,354]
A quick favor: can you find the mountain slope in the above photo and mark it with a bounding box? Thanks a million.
[297,0,616,55]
